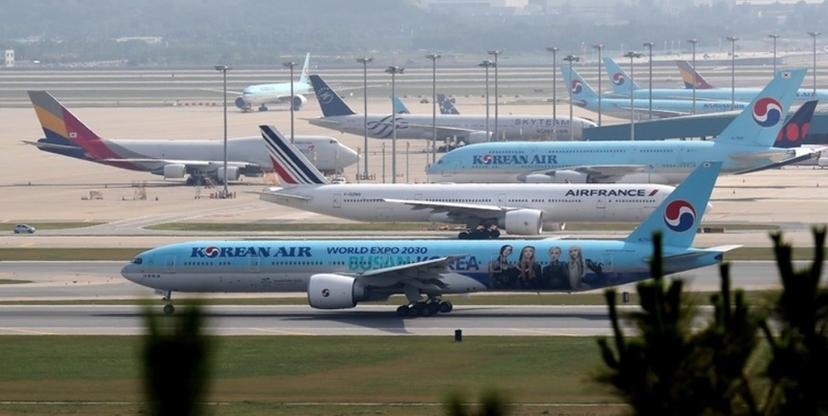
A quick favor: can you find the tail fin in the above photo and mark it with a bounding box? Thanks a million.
[675,60,716,89]
[393,96,411,114]
[27,91,119,160]
[259,125,328,185]
[437,94,460,114]
[560,66,599,100]
[298,53,311,85]
[602,57,641,95]
[712,69,807,147]
[625,161,722,248]
[774,100,818,148]
[309,75,356,117]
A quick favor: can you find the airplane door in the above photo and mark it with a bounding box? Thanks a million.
[596,198,606,220]
[248,256,260,273]
[333,193,341,208]
[601,254,614,273]
[164,255,176,273]
[497,194,506,207]
[414,193,423,201]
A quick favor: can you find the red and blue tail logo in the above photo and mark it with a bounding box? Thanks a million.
[752,97,783,128]
[611,73,625,86]
[570,80,583,94]
[663,200,696,232]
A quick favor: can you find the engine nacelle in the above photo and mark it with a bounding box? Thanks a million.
[499,209,543,235]
[216,166,240,183]
[465,131,492,144]
[307,273,368,309]
[234,96,249,109]
[818,157,828,167]
[163,164,186,179]
[548,170,589,183]
[291,95,307,110]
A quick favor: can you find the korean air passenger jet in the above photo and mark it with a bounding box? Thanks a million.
[257,125,679,238]
[122,161,732,317]
[428,69,820,184]
[234,53,312,112]
[307,74,596,143]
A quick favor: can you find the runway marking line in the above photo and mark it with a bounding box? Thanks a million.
[249,328,315,336]
[0,327,59,335]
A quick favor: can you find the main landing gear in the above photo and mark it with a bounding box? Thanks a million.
[457,225,501,240]
[396,298,454,318]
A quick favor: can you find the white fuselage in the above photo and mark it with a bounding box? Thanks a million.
[260,182,673,224]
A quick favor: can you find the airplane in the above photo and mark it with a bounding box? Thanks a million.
[121,161,733,317]
[437,94,460,115]
[256,124,680,238]
[668,59,828,103]
[233,53,312,112]
[27,91,359,184]
[426,69,823,185]
[307,74,597,143]
[564,65,751,120]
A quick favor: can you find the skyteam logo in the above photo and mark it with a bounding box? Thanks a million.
[204,246,220,258]
[570,80,583,94]
[752,97,783,127]
[663,200,696,232]
[612,73,625,86]
[319,88,334,104]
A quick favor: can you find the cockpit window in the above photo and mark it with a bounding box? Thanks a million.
[132,257,143,265]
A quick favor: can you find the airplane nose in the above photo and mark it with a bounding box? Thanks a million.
[120,263,143,284]
[342,146,360,164]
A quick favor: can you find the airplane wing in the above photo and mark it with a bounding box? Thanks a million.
[382,198,518,221]
[516,165,648,183]
[617,106,690,119]
[104,158,260,171]
[374,121,485,138]
[355,255,468,288]
[731,147,824,175]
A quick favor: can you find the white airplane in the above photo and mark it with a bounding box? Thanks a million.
[257,125,680,239]
[234,53,312,112]
[28,91,358,184]
[308,75,597,144]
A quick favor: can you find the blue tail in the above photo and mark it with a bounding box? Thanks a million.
[603,57,641,95]
[298,53,311,85]
[393,96,411,114]
[437,94,460,114]
[260,125,328,186]
[625,161,722,248]
[560,66,599,101]
[712,69,807,147]
[309,75,356,117]
[774,100,818,148]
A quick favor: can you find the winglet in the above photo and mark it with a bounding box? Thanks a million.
[259,125,328,185]
[602,57,641,95]
[774,100,818,148]
[27,91,119,161]
[675,60,716,89]
[299,53,311,85]
[625,161,722,248]
[309,75,356,117]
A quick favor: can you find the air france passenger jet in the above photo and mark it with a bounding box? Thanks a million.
[122,161,732,317]
[428,69,820,184]
[257,124,679,238]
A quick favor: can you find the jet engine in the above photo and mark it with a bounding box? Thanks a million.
[291,95,307,110]
[216,166,240,183]
[234,97,250,110]
[465,131,493,144]
[307,273,369,309]
[162,164,187,179]
[499,209,543,235]
[818,156,828,167]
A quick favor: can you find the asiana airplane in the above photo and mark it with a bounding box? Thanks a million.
[122,161,733,317]
[27,91,358,184]
[257,124,681,238]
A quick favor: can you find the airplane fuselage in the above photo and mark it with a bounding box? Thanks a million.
[427,140,796,184]
[575,97,750,119]
[238,82,313,107]
[613,88,828,105]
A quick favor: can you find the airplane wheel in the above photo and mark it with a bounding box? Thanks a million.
[420,304,433,317]
[396,305,409,317]
[488,229,501,239]
[258,105,268,112]
[458,231,470,240]
[163,304,175,315]
[439,302,453,313]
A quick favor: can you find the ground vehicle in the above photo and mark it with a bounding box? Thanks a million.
[13,224,36,234]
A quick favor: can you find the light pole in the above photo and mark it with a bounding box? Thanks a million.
[808,31,821,95]
[479,60,495,141]
[356,57,373,179]
[727,36,739,110]
[282,61,296,144]
[425,53,440,164]
[643,41,654,120]
[769,34,780,75]
[487,50,501,140]
[545,47,559,139]
[592,44,603,126]
[688,38,698,114]
[385,65,404,184]
[214,64,230,198]
[563,54,579,141]
[624,52,642,140]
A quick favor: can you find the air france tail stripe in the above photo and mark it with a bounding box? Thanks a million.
[260,125,326,184]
